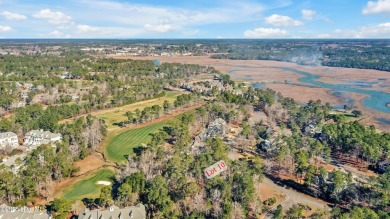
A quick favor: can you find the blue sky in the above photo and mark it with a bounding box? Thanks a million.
[0,0,390,38]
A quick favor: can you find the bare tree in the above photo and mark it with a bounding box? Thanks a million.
[211,189,222,218]
[230,202,244,219]
[82,118,105,150]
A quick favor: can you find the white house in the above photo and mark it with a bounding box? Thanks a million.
[24,130,62,147]
[0,132,19,149]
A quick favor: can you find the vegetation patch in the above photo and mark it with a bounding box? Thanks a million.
[105,121,169,162]
[61,169,115,201]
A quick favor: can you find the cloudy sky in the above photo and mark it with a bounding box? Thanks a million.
[0,0,390,38]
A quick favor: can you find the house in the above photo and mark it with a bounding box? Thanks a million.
[78,204,146,219]
[60,72,69,79]
[180,84,194,92]
[1,154,26,174]
[199,118,227,140]
[378,160,389,173]
[0,132,19,149]
[257,140,276,153]
[302,124,320,135]
[0,204,51,219]
[213,74,222,81]
[71,94,79,101]
[20,91,28,99]
[24,130,62,147]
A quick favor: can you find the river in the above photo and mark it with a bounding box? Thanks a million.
[282,67,390,113]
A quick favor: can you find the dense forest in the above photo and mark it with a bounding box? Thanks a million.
[47,87,389,218]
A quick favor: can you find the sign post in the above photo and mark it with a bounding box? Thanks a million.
[204,160,228,179]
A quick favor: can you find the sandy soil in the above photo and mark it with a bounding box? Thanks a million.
[96,181,111,185]
[73,153,114,176]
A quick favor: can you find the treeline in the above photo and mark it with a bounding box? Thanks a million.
[117,93,197,127]
[158,63,217,78]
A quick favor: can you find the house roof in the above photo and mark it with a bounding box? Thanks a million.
[0,211,50,219]
[79,204,146,219]
[25,130,61,139]
[0,205,50,219]
[0,132,17,139]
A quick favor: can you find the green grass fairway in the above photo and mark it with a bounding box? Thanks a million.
[95,91,179,131]
[106,121,168,162]
[62,169,115,201]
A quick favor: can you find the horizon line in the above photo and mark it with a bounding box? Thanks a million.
[1,38,390,40]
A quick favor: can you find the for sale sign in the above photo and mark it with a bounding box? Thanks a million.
[204,160,228,179]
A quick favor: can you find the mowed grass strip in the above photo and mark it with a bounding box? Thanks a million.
[95,91,179,131]
[62,169,115,201]
[106,121,168,162]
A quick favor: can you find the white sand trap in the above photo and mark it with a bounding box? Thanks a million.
[96,181,111,186]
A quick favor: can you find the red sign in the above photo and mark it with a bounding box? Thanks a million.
[204,160,227,179]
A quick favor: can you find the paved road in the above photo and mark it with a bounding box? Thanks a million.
[262,177,330,219]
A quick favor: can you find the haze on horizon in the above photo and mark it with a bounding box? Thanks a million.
[1,0,390,39]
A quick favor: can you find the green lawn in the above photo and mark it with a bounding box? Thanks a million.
[62,169,115,201]
[105,121,169,162]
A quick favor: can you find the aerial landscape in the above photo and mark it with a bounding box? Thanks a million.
[0,0,390,219]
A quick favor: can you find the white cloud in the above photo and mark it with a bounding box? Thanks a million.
[301,9,317,20]
[75,24,113,36]
[0,25,13,32]
[363,0,390,14]
[1,11,27,21]
[49,30,64,37]
[33,9,72,24]
[326,22,390,38]
[77,25,99,33]
[81,1,264,29]
[144,23,175,33]
[244,27,288,38]
[265,14,303,27]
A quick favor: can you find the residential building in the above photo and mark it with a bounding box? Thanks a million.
[0,204,51,219]
[20,91,28,99]
[257,140,276,153]
[378,160,389,173]
[79,204,146,219]
[0,132,19,149]
[24,130,62,146]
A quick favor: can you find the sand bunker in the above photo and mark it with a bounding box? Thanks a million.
[96,181,111,186]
